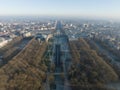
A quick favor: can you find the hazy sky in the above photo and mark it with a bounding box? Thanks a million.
[0,0,120,18]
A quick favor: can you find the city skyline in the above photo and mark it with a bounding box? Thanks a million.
[0,0,120,19]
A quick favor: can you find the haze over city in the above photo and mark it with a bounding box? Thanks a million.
[0,0,120,19]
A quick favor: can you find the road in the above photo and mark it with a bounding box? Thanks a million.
[91,40,120,69]
[0,37,31,66]
[17,38,31,50]
[89,40,120,90]
[45,21,71,90]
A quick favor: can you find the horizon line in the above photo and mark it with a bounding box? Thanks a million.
[0,14,120,21]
